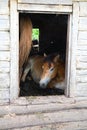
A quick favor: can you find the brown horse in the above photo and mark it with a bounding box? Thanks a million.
[22,53,65,90]
[19,15,32,81]
[21,55,44,83]
[39,54,65,89]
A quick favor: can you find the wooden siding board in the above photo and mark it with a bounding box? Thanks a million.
[73,1,87,97]
[0,0,9,15]
[0,31,10,45]
[78,39,87,45]
[0,18,9,31]
[0,73,10,88]
[78,31,87,40]
[77,56,87,63]
[0,99,9,105]
[76,83,87,90]
[0,51,10,61]
[18,4,72,13]
[0,89,9,99]
[79,2,87,16]
[0,61,10,68]
[18,0,72,5]
[0,45,10,51]
[79,17,87,31]
[77,50,87,56]
[76,61,87,69]
[77,45,87,51]
[0,68,10,73]
[77,75,87,83]
[0,109,87,129]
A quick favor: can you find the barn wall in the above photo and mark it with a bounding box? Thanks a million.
[0,0,10,104]
[0,0,87,104]
[76,1,87,96]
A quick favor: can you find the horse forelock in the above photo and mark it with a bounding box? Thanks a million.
[43,53,58,68]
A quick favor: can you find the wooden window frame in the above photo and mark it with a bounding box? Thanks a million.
[10,0,78,103]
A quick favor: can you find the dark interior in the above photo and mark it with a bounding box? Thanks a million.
[20,13,68,96]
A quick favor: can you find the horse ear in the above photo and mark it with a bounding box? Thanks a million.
[54,54,60,63]
[44,53,47,57]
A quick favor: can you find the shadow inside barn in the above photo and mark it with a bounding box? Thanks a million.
[20,77,64,96]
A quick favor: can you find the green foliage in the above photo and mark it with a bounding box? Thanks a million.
[32,28,39,41]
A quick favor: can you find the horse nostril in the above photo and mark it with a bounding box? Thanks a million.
[40,83,46,89]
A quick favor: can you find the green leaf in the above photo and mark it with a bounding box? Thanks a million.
[32,28,39,41]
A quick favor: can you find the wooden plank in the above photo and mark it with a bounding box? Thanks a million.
[76,87,87,96]
[77,45,87,51]
[0,99,9,105]
[77,69,87,75]
[79,17,87,31]
[0,31,10,45]
[12,96,75,105]
[77,55,87,62]
[0,100,87,116]
[10,0,19,101]
[77,50,87,56]
[69,2,79,97]
[0,31,10,41]
[78,31,87,40]
[65,15,72,96]
[77,75,87,83]
[0,51,10,61]
[73,0,87,1]
[80,2,87,16]
[0,0,9,15]
[0,109,87,129]
[0,88,9,99]
[0,67,10,73]
[0,18,9,31]
[0,61,10,68]
[18,4,72,13]
[0,60,10,72]
[0,73,10,88]
[78,39,87,45]
[0,45,10,51]
[0,15,9,20]
[76,61,87,69]
[18,0,72,5]
[76,83,87,91]
[13,121,87,130]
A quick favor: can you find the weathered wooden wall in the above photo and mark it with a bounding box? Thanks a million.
[0,0,87,129]
[76,2,87,96]
[0,0,87,104]
[0,0,10,104]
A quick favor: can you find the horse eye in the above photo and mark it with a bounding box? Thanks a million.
[50,68,54,71]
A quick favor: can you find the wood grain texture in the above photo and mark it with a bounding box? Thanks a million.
[18,4,72,13]
[0,109,87,129]
[12,121,87,130]
[0,0,9,15]
[0,73,10,88]
[69,2,79,97]
[18,0,72,5]
[79,17,87,31]
[79,2,87,16]
[10,0,19,101]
